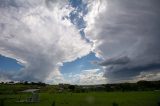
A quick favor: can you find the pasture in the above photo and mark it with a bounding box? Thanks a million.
[1,91,160,106]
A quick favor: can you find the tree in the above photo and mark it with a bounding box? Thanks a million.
[68,85,75,91]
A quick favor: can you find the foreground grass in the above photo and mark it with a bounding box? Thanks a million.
[1,91,160,106]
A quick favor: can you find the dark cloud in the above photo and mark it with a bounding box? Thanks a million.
[104,63,160,82]
[99,56,130,66]
[0,0,18,8]
[85,0,160,82]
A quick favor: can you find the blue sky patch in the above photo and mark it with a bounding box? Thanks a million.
[0,55,23,72]
[60,52,101,74]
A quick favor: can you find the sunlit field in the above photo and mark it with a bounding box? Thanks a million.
[1,91,160,106]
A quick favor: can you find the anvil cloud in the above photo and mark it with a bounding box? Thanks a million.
[0,0,91,82]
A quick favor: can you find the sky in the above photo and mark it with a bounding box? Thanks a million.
[0,0,160,85]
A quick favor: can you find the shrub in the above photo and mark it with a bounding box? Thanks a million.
[52,101,55,106]
[0,99,4,106]
[112,102,119,106]
[158,101,160,106]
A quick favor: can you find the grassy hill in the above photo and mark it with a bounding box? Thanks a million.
[0,81,160,106]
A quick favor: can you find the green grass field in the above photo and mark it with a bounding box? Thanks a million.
[1,91,160,106]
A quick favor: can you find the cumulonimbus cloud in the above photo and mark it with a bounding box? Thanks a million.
[0,0,91,82]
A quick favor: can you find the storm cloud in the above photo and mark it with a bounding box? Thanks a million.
[99,56,130,66]
[85,0,160,82]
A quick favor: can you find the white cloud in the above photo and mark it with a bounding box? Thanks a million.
[0,0,91,82]
[134,70,160,82]
[0,71,12,82]
[84,0,107,58]
[65,68,107,85]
